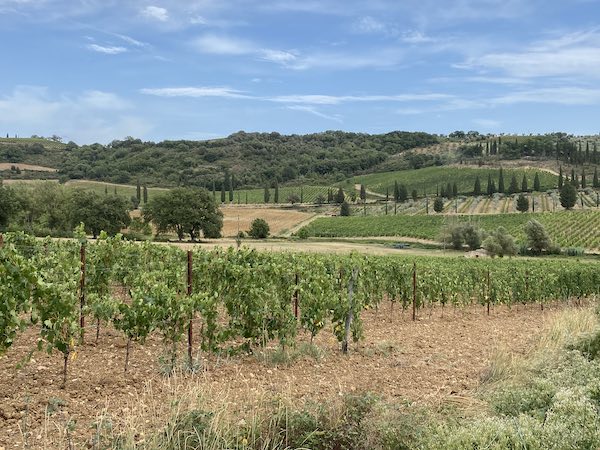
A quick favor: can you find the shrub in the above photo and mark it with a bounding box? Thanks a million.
[248,218,270,239]
[340,201,351,216]
[524,219,553,255]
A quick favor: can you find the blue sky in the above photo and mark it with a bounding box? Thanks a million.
[1,0,600,143]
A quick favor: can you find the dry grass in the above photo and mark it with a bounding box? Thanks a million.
[221,206,314,237]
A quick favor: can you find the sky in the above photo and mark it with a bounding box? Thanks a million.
[1,0,600,143]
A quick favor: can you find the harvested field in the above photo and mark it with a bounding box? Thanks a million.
[0,163,57,172]
[0,302,570,448]
[221,206,314,237]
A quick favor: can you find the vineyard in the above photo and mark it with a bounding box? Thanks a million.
[342,166,558,196]
[1,232,599,389]
[301,210,600,250]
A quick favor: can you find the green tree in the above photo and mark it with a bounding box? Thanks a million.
[0,185,18,230]
[593,167,599,188]
[264,186,270,203]
[558,166,563,189]
[487,174,495,196]
[473,176,481,195]
[136,180,141,203]
[229,173,235,202]
[398,184,408,202]
[483,227,517,257]
[498,167,505,193]
[340,201,351,216]
[143,185,148,204]
[462,223,482,250]
[452,182,458,198]
[411,189,418,202]
[433,196,444,213]
[274,180,279,203]
[521,174,528,192]
[393,181,400,202]
[359,184,366,201]
[508,174,519,195]
[143,188,223,240]
[335,187,345,204]
[524,220,553,255]
[69,191,131,238]
[571,168,579,188]
[516,193,529,212]
[559,182,577,210]
[581,170,586,189]
[533,173,541,191]
[248,218,269,239]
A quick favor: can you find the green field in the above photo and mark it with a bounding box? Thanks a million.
[222,185,332,204]
[301,210,600,250]
[343,166,557,196]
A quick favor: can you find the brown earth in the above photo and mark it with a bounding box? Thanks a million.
[221,206,314,237]
[0,302,569,448]
[0,163,57,172]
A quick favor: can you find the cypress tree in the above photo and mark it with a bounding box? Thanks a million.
[229,174,234,202]
[498,167,505,193]
[327,189,333,204]
[360,184,366,201]
[558,166,563,189]
[245,192,248,204]
[398,184,408,202]
[560,182,577,209]
[385,187,389,202]
[452,182,458,197]
[474,176,481,195]
[143,185,148,204]
[274,181,279,203]
[508,174,519,195]
[264,186,270,203]
[572,169,580,188]
[136,180,141,202]
[221,184,226,203]
[394,181,400,202]
[104,185,108,195]
[446,182,452,199]
[516,193,529,212]
[521,174,528,192]
[114,186,117,195]
[411,189,418,202]
[440,185,446,198]
[593,167,599,188]
[300,186,304,203]
[212,180,216,200]
[581,170,586,189]
[335,187,345,204]
[533,173,540,191]
[487,174,494,196]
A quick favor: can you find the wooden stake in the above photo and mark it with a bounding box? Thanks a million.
[187,250,193,366]
[79,244,86,342]
[412,262,417,321]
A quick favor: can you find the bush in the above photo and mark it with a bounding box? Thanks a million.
[433,197,444,213]
[296,227,309,239]
[483,227,517,257]
[340,201,351,216]
[524,219,554,255]
[248,218,270,239]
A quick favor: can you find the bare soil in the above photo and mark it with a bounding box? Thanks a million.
[0,302,567,448]
[221,206,314,237]
[0,163,57,172]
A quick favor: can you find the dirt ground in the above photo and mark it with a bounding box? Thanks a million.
[0,163,57,172]
[221,206,314,237]
[0,302,566,448]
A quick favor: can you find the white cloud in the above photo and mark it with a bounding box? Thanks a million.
[401,30,435,44]
[192,34,255,55]
[189,15,208,25]
[460,28,600,78]
[286,105,343,123]
[79,90,131,109]
[140,86,249,99]
[354,16,387,34]
[269,93,451,105]
[491,87,600,105]
[259,49,297,64]
[141,5,168,22]
[0,86,149,144]
[87,43,127,54]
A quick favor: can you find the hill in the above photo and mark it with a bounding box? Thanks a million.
[0,131,439,188]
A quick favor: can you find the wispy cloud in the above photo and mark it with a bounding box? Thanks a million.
[141,5,168,22]
[192,34,254,55]
[269,93,451,105]
[459,28,600,78]
[139,86,250,99]
[491,87,600,105]
[286,105,343,123]
[87,43,127,54]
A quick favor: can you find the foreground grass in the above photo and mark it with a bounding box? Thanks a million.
[85,304,600,449]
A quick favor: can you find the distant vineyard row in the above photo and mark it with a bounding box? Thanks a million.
[301,210,600,250]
